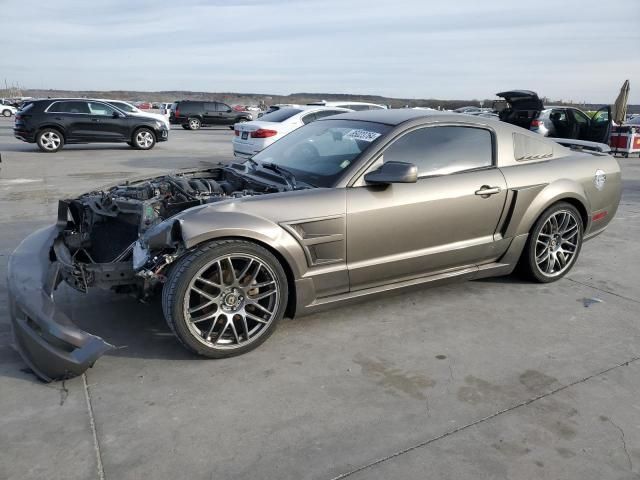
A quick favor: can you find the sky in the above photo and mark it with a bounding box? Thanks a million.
[1,0,639,103]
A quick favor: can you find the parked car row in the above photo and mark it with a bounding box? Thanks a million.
[10,91,618,154]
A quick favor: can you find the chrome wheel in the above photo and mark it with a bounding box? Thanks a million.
[183,254,280,350]
[40,131,61,151]
[534,209,580,277]
[189,119,200,129]
[135,130,154,148]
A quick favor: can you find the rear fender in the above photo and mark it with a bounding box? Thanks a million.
[503,179,590,238]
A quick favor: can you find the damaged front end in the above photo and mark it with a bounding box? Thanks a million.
[8,166,278,381]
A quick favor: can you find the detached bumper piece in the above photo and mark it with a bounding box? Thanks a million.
[7,226,114,382]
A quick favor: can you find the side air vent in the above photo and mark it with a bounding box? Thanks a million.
[513,133,554,161]
[280,215,345,267]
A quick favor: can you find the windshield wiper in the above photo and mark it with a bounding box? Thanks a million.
[245,157,259,168]
[261,162,298,189]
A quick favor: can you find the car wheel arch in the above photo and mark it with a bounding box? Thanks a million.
[38,124,66,140]
[507,180,590,237]
[181,234,299,318]
[131,126,156,142]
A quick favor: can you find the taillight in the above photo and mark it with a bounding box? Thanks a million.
[174,108,179,117]
[251,129,277,138]
[234,129,240,136]
[531,119,542,127]
[14,114,21,121]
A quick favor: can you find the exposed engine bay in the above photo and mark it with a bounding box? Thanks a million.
[54,166,280,295]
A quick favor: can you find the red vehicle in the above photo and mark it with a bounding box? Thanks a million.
[136,102,152,110]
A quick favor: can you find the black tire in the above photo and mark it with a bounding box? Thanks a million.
[132,128,156,150]
[187,117,201,130]
[2,109,12,117]
[518,202,584,283]
[36,128,64,153]
[237,118,249,123]
[182,124,190,130]
[162,239,288,358]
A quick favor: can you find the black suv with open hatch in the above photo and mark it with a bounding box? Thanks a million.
[14,99,169,152]
[170,100,252,130]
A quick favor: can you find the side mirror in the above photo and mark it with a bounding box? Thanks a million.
[112,111,123,118]
[364,161,418,185]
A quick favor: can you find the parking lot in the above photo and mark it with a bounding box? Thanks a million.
[1,115,640,479]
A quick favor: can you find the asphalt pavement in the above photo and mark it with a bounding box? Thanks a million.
[1,116,639,480]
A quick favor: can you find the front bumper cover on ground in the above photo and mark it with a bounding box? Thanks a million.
[7,225,114,382]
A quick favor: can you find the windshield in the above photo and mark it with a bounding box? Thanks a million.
[251,119,390,187]
[257,108,302,122]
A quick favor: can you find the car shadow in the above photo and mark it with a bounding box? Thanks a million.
[55,286,196,362]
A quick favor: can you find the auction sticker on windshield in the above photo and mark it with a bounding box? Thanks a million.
[344,129,382,142]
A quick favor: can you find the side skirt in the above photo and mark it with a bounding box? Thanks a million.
[293,233,529,317]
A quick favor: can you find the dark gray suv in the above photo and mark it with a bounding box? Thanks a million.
[170,100,253,130]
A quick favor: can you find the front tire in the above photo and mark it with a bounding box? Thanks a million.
[518,202,583,283]
[162,240,288,358]
[36,128,64,152]
[2,109,12,117]
[132,128,156,150]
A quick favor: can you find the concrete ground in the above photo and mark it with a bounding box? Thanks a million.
[0,115,639,480]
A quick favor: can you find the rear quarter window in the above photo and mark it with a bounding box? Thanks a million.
[257,108,303,122]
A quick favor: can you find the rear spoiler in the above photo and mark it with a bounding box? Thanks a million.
[553,138,611,154]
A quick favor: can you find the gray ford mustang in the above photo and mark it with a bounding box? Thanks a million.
[8,110,622,381]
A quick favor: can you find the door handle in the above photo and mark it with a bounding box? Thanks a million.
[91,118,99,122]
[475,185,501,197]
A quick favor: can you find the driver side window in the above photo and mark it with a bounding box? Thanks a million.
[216,103,231,112]
[381,126,493,177]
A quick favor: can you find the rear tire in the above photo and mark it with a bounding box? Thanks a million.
[36,128,64,153]
[187,118,201,130]
[162,239,288,358]
[132,128,156,150]
[2,109,12,117]
[517,202,583,283]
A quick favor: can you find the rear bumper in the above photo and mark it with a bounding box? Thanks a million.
[7,225,114,382]
[13,128,34,142]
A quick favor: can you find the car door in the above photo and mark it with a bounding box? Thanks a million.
[203,102,218,124]
[569,108,592,140]
[346,125,508,291]
[585,106,612,143]
[86,101,129,141]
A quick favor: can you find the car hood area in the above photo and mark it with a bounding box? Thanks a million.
[5,165,335,381]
